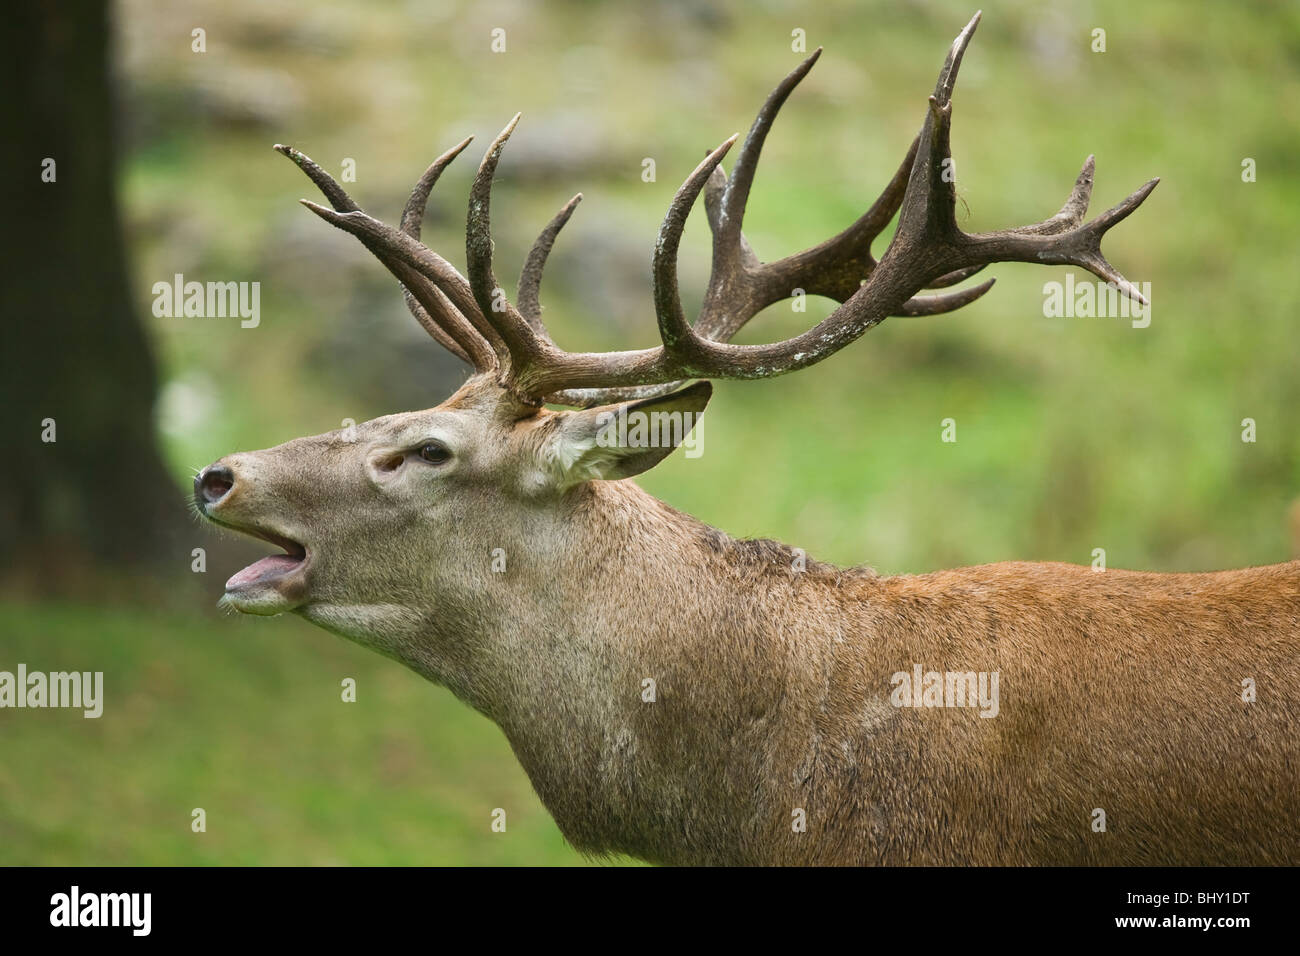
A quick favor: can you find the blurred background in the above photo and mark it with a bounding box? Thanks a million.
[2,0,1298,864]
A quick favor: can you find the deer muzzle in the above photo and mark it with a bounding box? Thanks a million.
[195,459,311,615]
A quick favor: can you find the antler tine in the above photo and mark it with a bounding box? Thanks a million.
[711,49,822,254]
[892,10,1158,304]
[400,135,474,239]
[466,114,555,379]
[1028,154,1096,237]
[654,135,739,362]
[545,382,689,407]
[274,144,361,213]
[393,135,502,370]
[274,143,492,369]
[927,264,987,288]
[517,193,582,333]
[890,11,981,257]
[895,278,996,316]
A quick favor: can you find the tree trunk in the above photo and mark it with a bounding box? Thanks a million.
[1,0,180,590]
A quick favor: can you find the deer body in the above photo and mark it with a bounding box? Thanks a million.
[296,473,1300,865]
[195,15,1298,865]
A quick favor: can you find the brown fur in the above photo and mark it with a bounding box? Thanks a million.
[490,484,1300,864]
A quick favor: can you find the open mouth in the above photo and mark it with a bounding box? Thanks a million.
[225,531,308,592]
[212,521,311,613]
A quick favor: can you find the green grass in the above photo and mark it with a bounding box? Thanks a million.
[0,602,623,865]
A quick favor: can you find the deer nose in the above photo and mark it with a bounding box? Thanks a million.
[195,463,235,507]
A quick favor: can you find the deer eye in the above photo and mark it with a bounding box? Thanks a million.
[416,441,451,465]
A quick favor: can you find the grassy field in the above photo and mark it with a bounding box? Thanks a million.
[2,0,1298,864]
[0,602,599,865]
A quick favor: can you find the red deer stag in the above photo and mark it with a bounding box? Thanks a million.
[195,13,1300,865]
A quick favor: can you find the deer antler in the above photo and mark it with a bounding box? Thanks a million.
[276,11,1157,408]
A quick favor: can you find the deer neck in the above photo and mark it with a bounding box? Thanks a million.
[458,480,869,862]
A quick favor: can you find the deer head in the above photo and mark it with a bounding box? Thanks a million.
[195,12,1155,682]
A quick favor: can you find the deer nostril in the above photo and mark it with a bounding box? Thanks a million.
[195,464,235,507]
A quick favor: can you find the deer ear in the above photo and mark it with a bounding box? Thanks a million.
[545,381,711,489]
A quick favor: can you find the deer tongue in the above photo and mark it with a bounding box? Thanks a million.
[226,554,301,591]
